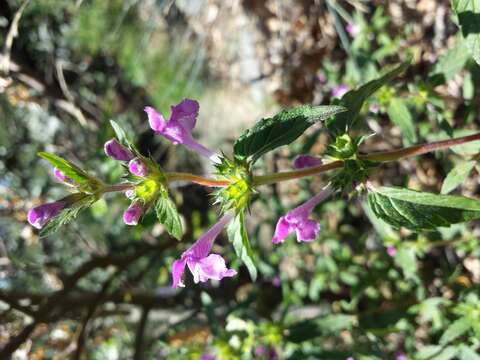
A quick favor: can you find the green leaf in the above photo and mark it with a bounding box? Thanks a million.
[368,186,480,231]
[40,194,96,237]
[110,120,129,146]
[441,161,476,194]
[460,345,480,360]
[440,317,471,345]
[286,314,355,343]
[429,38,470,83]
[227,212,257,281]
[452,0,480,65]
[387,98,417,144]
[326,61,410,135]
[417,345,443,359]
[38,152,93,186]
[155,196,183,240]
[233,105,346,163]
[431,346,459,360]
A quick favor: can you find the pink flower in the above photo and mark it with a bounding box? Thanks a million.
[128,158,148,177]
[293,155,322,169]
[172,214,236,287]
[387,246,397,257]
[272,188,333,244]
[346,23,360,36]
[53,168,69,183]
[396,352,407,360]
[28,201,66,229]
[104,138,133,161]
[332,84,349,98]
[145,99,220,163]
[123,202,143,226]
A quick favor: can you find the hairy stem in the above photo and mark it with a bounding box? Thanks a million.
[166,172,230,187]
[102,184,135,193]
[361,132,480,162]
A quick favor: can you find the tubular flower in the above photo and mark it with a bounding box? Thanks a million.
[53,168,69,183]
[145,99,220,163]
[172,214,236,288]
[272,187,333,244]
[128,158,148,177]
[293,155,322,169]
[123,202,143,226]
[104,138,133,161]
[28,201,66,229]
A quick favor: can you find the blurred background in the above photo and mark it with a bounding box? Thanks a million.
[1,0,480,359]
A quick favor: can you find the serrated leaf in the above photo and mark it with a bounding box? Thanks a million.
[368,186,480,231]
[155,196,183,240]
[387,98,417,144]
[38,152,92,186]
[40,194,96,237]
[227,212,257,281]
[441,161,476,194]
[326,61,410,135]
[452,0,480,65]
[440,317,471,345]
[233,105,346,163]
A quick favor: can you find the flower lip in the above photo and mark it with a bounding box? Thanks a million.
[145,99,221,162]
[104,138,134,161]
[171,214,236,288]
[272,187,333,244]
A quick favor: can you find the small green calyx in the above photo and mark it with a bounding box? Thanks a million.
[326,134,358,160]
[215,157,253,213]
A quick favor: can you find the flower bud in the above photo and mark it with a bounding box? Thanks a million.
[128,158,148,177]
[104,139,133,161]
[123,202,143,226]
[125,189,136,199]
[53,167,68,182]
[293,155,322,169]
[28,201,66,229]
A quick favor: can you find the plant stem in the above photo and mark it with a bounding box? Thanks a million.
[166,172,230,187]
[252,161,344,186]
[361,132,480,162]
[102,184,135,193]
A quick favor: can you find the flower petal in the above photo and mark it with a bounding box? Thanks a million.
[28,201,66,229]
[295,219,320,242]
[104,138,133,161]
[145,106,167,133]
[272,216,292,244]
[171,258,187,288]
[170,99,199,131]
[123,202,143,226]
[293,155,322,169]
[189,254,236,283]
[128,158,148,177]
[187,214,232,259]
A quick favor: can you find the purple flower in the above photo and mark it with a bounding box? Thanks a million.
[128,158,148,177]
[272,188,333,244]
[346,23,360,36]
[28,201,66,229]
[346,357,355,360]
[293,155,322,169]
[53,168,70,183]
[387,246,397,257]
[396,352,407,360]
[125,189,136,199]
[199,353,216,360]
[145,99,220,163]
[369,103,380,114]
[172,214,236,287]
[332,84,349,98]
[123,202,143,226]
[104,138,133,161]
[272,276,281,287]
